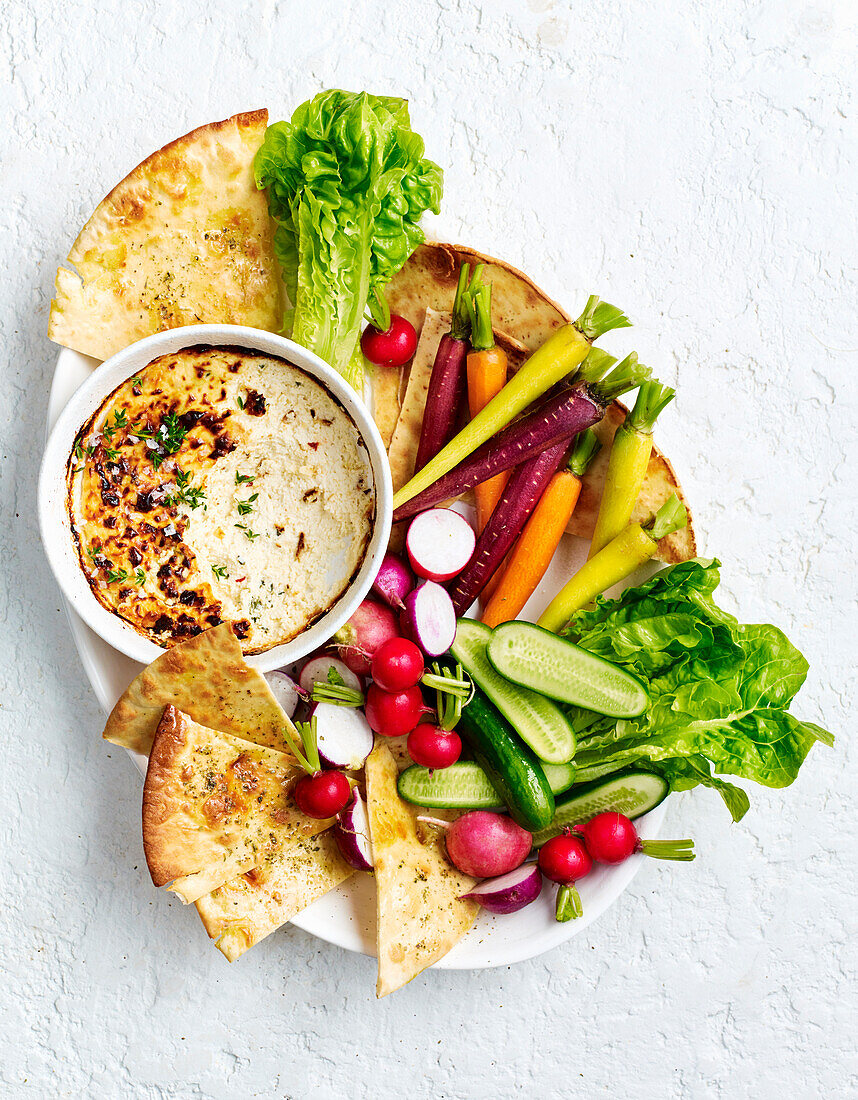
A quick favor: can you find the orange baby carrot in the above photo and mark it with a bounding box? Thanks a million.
[466,282,509,534]
[481,430,600,627]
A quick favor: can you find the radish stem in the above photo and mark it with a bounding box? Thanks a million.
[639,838,696,861]
[311,682,365,707]
[555,884,583,921]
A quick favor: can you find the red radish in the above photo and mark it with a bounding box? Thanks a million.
[334,599,399,676]
[400,581,456,656]
[447,441,568,617]
[334,790,374,871]
[576,812,696,864]
[371,553,414,609]
[360,314,417,368]
[392,383,603,522]
[460,864,543,914]
[310,703,374,770]
[407,724,462,769]
[364,683,427,737]
[413,263,475,470]
[406,509,475,582]
[298,654,363,696]
[371,637,424,692]
[294,770,352,819]
[264,671,301,718]
[444,811,533,878]
[537,833,593,884]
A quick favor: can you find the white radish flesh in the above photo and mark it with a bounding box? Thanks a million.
[299,654,362,696]
[334,790,374,871]
[406,509,475,582]
[461,864,543,914]
[311,703,374,770]
[265,671,301,719]
[400,582,457,657]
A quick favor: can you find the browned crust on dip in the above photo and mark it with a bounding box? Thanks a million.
[68,346,375,653]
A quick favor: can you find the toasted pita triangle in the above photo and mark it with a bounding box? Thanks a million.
[142,706,332,904]
[195,831,353,961]
[365,742,478,997]
[49,109,282,361]
[382,242,695,564]
[102,623,291,757]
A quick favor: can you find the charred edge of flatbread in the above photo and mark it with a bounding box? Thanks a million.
[141,704,188,887]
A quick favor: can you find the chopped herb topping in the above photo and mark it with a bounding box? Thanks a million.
[235,472,255,486]
[212,564,229,580]
[234,524,260,541]
[134,568,146,586]
[236,493,258,517]
[107,568,128,584]
[174,469,206,510]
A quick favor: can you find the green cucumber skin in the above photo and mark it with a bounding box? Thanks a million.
[453,682,555,831]
[397,759,577,809]
[487,621,649,719]
[532,771,669,846]
[451,619,576,764]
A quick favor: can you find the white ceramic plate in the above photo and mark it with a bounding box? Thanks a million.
[39,326,392,673]
[46,344,666,970]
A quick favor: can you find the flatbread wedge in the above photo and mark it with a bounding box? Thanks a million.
[49,109,282,361]
[142,705,331,904]
[382,242,696,564]
[195,832,353,962]
[365,742,478,997]
[103,622,292,757]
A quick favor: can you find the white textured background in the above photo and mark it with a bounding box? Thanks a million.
[2,0,856,1096]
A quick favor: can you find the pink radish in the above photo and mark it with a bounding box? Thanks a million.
[400,582,456,656]
[310,702,374,770]
[461,864,543,914]
[444,811,533,878]
[334,599,400,676]
[334,789,374,871]
[298,654,363,696]
[406,509,475,582]
[265,671,301,718]
[576,812,696,864]
[371,553,415,609]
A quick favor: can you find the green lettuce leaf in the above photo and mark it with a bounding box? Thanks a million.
[254,90,443,387]
[564,560,832,819]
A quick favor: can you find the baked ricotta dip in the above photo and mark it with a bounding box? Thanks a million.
[67,346,375,653]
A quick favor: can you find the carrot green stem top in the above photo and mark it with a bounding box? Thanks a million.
[590,353,652,403]
[451,262,475,342]
[575,296,632,342]
[469,282,495,351]
[567,428,601,477]
[626,380,676,434]
[645,494,687,541]
[576,347,618,385]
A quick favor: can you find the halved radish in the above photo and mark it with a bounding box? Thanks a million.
[460,864,543,914]
[400,582,456,657]
[298,654,362,696]
[334,790,374,871]
[372,553,415,609]
[406,509,475,582]
[310,702,373,770]
[265,671,301,718]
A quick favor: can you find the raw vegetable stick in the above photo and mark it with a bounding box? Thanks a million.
[479,347,616,602]
[466,280,509,533]
[448,441,570,618]
[414,264,476,471]
[392,354,650,523]
[392,295,631,511]
[588,380,676,558]
[537,494,688,633]
[481,430,601,628]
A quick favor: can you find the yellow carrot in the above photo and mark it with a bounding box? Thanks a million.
[588,381,675,558]
[482,430,600,627]
[538,494,687,633]
[392,296,631,511]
